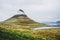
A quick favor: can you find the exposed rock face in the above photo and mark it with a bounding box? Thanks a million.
[17,9,25,15]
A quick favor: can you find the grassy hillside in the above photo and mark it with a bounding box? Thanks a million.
[1,14,46,28]
[0,13,59,40]
[0,26,60,40]
[0,22,60,40]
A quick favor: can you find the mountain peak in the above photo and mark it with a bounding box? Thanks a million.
[17,9,26,15]
[12,9,27,18]
[3,9,46,26]
[4,9,35,24]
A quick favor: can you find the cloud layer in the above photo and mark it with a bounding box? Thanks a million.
[0,0,60,22]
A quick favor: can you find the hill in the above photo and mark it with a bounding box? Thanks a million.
[0,9,46,29]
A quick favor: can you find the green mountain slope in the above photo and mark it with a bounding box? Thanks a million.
[1,14,46,28]
[1,9,46,28]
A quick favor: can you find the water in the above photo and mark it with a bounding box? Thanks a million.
[33,27,60,30]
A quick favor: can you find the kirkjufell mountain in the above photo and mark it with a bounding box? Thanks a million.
[3,9,36,24]
[0,9,46,27]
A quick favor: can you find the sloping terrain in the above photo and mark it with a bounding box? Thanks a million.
[1,14,46,29]
[0,26,60,40]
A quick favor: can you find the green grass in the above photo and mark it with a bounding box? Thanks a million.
[0,23,46,30]
[0,25,60,40]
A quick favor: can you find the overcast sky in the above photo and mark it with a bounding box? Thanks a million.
[0,0,60,22]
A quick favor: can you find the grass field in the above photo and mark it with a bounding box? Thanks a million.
[0,24,60,40]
